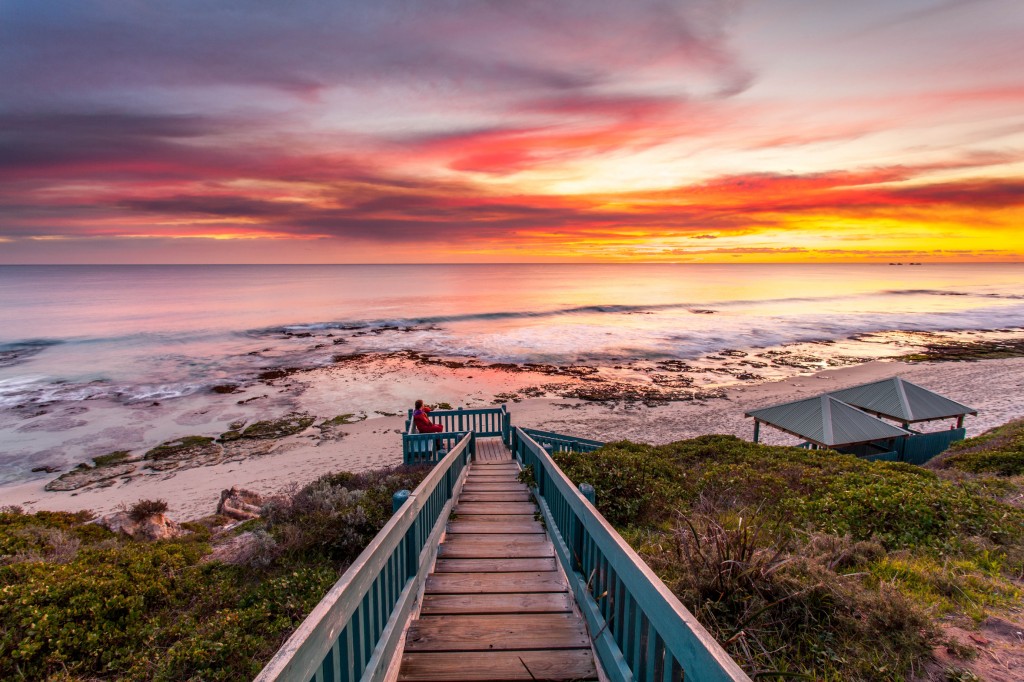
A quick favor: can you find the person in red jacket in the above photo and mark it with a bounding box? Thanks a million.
[413,399,444,433]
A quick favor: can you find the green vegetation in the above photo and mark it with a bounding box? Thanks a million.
[319,413,364,427]
[554,435,1024,681]
[92,450,133,467]
[934,418,1024,476]
[128,498,168,522]
[144,436,216,461]
[0,465,428,680]
[240,413,315,440]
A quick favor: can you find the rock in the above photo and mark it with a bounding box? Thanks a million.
[45,462,138,491]
[31,465,61,474]
[100,510,183,541]
[217,486,266,520]
[240,413,315,440]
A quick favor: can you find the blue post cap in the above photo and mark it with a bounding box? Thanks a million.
[544,444,554,456]
[392,489,411,513]
[579,483,596,505]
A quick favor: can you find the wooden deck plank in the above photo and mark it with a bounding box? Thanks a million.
[424,571,567,594]
[456,492,531,502]
[439,541,553,559]
[404,614,590,652]
[399,650,597,681]
[455,502,536,515]
[419,592,573,615]
[433,557,556,573]
[461,481,524,489]
[447,520,544,534]
[449,514,535,523]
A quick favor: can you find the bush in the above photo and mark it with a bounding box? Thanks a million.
[937,418,1024,476]
[128,498,169,521]
[0,464,431,680]
[554,434,1024,680]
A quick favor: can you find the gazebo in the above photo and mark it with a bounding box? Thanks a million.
[826,376,977,429]
[746,394,910,451]
[745,377,975,463]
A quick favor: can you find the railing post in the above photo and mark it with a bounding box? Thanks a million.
[393,489,410,514]
[579,483,595,506]
[458,407,464,432]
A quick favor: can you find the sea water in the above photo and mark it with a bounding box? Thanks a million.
[1,263,1022,483]
[2,263,1023,408]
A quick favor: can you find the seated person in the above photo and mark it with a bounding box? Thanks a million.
[413,399,444,433]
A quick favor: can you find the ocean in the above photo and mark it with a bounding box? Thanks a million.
[1,263,1022,483]
[2,263,1023,408]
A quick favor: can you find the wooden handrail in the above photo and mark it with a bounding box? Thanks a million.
[514,427,752,682]
[519,427,604,453]
[256,433,473,682]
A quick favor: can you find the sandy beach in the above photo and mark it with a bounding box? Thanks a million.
[3,355,1022,522]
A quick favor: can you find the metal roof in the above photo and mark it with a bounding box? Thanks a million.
[827,376,977,423]
[745,395,910,447]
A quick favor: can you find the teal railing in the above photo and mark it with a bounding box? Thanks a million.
[898,428,966,464]
[402,406,509,464]
[256,433,474,682]
[513,427,751,682]
[520,427,604,453]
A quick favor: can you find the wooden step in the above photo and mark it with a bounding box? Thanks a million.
[425,571,566,594]
[404,613,590,652]
[457,491,531,502]
[399,650,597,681]
[460,484,525,493]
[449,514,535,523]
[439,539,553,559]
[455,502,536,515]
[419,592,573,615]
[434,557,556,573]
[448,520,544,534]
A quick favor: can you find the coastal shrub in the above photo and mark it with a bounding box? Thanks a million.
[263,465,429,564]
[553,441,686,526]
[936,418,1024,476]
[554,434,1024,680]
[0,464,430,680]
[128,498,169,521]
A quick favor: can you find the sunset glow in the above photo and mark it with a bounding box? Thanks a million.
[2,0,1022,263]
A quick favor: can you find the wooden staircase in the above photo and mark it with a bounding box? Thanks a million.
[398,438,598,682]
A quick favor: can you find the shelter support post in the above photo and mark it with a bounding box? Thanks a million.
[753,420,760,443]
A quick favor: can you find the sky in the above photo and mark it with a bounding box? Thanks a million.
[1,0,1022,264]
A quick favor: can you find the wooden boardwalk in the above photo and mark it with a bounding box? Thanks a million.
[398,438,597,682]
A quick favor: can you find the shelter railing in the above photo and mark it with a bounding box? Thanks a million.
[513,427,751,682]
[402,406,509,464]
[898,428,966,464]
[256,433,474,682]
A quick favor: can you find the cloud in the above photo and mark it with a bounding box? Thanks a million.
[1,1,747,103]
